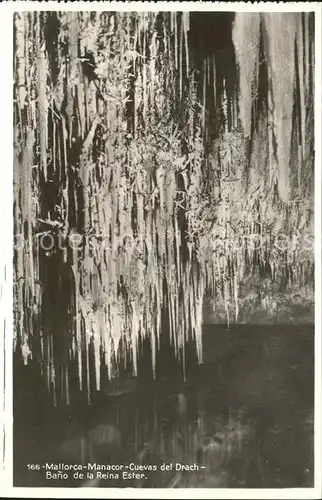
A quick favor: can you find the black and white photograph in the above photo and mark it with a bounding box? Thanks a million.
[0,1,321,497]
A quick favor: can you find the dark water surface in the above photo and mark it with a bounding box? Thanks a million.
[14,325,314,488]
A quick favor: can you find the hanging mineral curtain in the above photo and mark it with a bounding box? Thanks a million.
[13,11,314,405]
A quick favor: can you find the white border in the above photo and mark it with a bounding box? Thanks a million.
[0,2,321,499]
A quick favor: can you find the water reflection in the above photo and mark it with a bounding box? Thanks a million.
[59,399,255,488]
[14,327,314,488]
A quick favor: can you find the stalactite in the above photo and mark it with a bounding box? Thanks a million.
[232,13,261,139]
[297,14,305,182]
[182,13,190,79]
[13,12,314,405]
[37,33,48,181]
[179,16,183,102]
[212,55,216,108]
[264,13,297,203]
[14,14,26,112]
